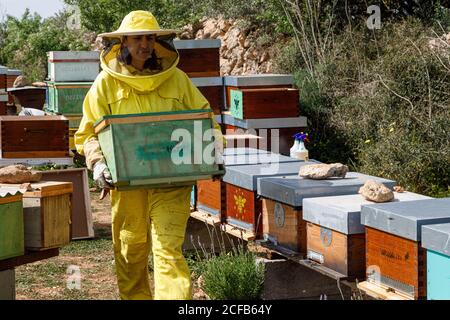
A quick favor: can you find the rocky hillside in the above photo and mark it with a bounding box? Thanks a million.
[179,16,279,75]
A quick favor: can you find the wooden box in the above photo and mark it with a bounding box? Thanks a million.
[46,81,92,115]
[40,169,94,240]
[0,116,69,158]
[422,223,450,300]
[8,87,46,110]
[0,93,7,116]
[262,199,306,253]
[258,172,396,255]
[47,51,100,82]
[303,192,430,279]
[191,77,223,114]
[0,190,24,260]
[224,74,294,109]
[174,40,221,78]
[95,109,223,189]
[223,161,305,235]
[230,88,299,120]
[361,198,450,299]
[21,181,73,250]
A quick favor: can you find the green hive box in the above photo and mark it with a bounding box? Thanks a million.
[94,109,224,190]
[46,81,92,115]
[0,192,24,260]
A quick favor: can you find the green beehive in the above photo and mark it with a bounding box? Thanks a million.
[0,190,24,260]
[94,109,224,190]
[46,81,92,115]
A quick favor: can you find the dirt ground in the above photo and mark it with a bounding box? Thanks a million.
[15,191,162,300]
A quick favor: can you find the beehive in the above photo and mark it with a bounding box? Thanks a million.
[303,192,430,278]
[94,109,223,189]
[46,81,92,115]
[0,116,69,158]
[223,74,294,109]
[191,77,224,114]
[257,172,396,255]
[7,87,46,110]
[174,40,221,78]
[422,223,450,300]
[0,190,24,260]
[47,51,100,82]
[229,88,299,120]
[361,197,450,299]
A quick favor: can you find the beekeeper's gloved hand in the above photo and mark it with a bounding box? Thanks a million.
[93,159,113,189]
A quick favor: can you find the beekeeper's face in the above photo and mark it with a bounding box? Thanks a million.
[123,34,156,63]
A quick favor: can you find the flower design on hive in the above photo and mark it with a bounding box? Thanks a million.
[233,190,246,220]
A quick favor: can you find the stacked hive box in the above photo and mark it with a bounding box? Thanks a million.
[174,40,224,115]
[302,192,430,279]
[197,148,299,223]
[220,74,306,155]
[0,116,69,159]
[422,223,450,300]
[256,173,396,255]
[95,109,223,190]
[222,160,311,238]
[0,190,24,260]
[360,198,450,300]
[45,51,100,150]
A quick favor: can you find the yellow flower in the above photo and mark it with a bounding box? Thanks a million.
[389,128,394,133]
[365,139,371,144]
[234,194,246,214]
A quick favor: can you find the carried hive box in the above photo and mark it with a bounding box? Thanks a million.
[223,74,294,109]
[174,40,221,78]
[222,113,307,155]
[230,88,299,120]
[46,81,92,115]
[191,77,224,114]
[0,116,69,158]
[0,190,24,260]
[422,223,450,300]
[361,198,450,300]
[303,192,430,279]
[197,150,297,221]
[47,51,100,82]
[222,160,307,236]
[257,173,396,255]
[1,182,73,251]
[7,87,46,110]
[95,109,223,190]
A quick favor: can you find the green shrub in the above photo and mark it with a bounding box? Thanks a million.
[200,246,264,300]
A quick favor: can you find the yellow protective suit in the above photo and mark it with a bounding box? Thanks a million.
[75,34,221,300]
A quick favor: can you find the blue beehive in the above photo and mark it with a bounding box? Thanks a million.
[422,223,450,300]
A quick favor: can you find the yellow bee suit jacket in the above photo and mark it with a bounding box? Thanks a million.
[75,40,222,159]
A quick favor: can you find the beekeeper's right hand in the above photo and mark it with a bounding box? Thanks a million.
[93,159,113,189]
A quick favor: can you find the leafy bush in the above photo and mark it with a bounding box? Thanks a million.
[200,246,264,300]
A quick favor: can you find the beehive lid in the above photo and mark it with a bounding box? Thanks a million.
[223,152,300,167]
[7,86,46,92]
[303,192,432,235]
[223,160,307,191]
[223,148,270,156]
[47,51,100,61]
[257,172,397,208]
[174,39,221,49]
[94,109,213,133]
[0,65,7,75]
[190,77,223,87]
[6,69,21,76]
[221,112,307,129]
[0,188,23,204]
[0,93,8,102]
[361,198,450,241]
[224,74,294,86]
[422,223,450,256]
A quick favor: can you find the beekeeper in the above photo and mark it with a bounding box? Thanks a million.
[75,10,222,300]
